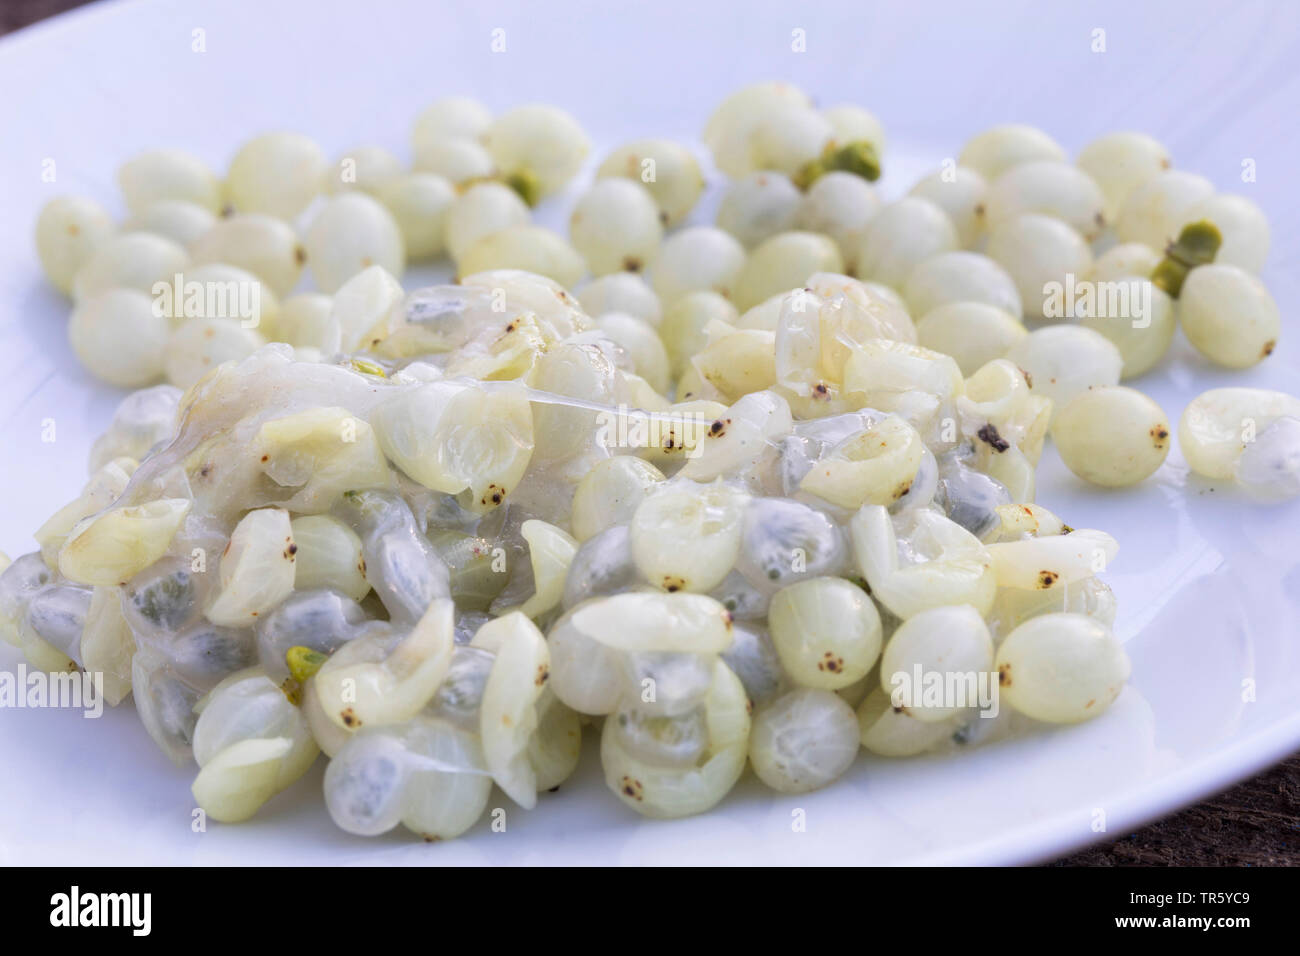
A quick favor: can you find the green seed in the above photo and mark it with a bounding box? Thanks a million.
[823,140,882,182]
[793,158,827,191]
[1150,259,1187,297]
[794,140,882,190]
[1151,219,1221,297]
[505,169,542,207]
[1171,220,1222,263]
[280,678,303,707]
[286,645,328,683]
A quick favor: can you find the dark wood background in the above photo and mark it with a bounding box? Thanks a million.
[7,0,1297,867]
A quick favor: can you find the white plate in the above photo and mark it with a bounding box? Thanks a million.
[1,0,1297,866]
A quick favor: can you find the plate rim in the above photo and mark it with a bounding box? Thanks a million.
[1,0,1296,867]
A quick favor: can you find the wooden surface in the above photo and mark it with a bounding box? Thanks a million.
[0,0,94,35]
[1052,755,1299,866]
[5,0,1297,868]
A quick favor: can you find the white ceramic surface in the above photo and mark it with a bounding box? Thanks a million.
[0,0,1297,866]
